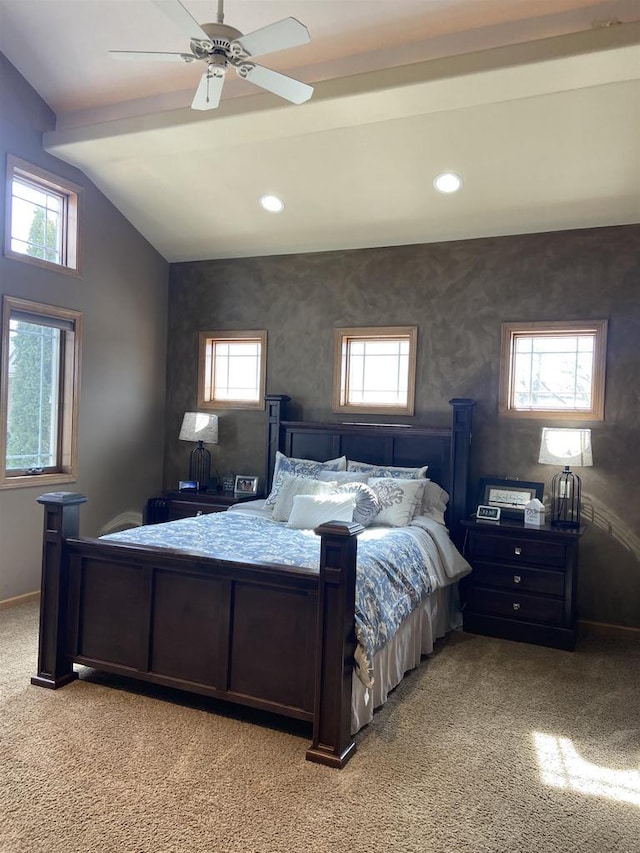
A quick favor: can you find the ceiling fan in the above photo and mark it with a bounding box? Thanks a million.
[110,0,314,110]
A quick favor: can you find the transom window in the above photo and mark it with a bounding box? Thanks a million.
[198,330,267,410]
[5,155,82,275]
[333,326,417,415]
[1,296,82,488]
[499,320,607,420]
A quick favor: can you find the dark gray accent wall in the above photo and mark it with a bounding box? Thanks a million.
[0,53,169,601]
[166,225,640,629]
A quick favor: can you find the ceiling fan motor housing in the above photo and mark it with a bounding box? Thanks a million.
[192,23,246,59]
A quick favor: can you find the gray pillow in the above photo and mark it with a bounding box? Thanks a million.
[335,482,380,527]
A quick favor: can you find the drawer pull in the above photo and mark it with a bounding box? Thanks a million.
[512,602,521,611]
[514,547,522,556]
[513,575,521,584]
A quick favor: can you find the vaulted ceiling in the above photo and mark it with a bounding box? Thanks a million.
[1,1,639,261]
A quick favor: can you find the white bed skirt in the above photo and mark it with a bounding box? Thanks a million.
[351,584,459,733]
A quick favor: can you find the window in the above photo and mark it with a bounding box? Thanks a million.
[5,155,82,276]
[333,326,417,415]
[499,320,607,420]
[198,330,267,410]
[1,296,82,488]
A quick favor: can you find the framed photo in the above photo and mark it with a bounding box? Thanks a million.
[234,475,259,497]
[477,478,544,520]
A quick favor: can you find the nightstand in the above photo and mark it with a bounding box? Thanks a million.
[145,491,257,523]
[461,517,584,650]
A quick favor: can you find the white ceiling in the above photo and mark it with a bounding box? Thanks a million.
[1,0,639,262]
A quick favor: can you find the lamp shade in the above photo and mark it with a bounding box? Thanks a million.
[538,428,592,467]
[179,412,219,445]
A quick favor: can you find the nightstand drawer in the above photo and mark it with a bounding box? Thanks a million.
[470,587,564,625]
[471,563,565,597]
[169,501,226,520]
[469,534,566,568]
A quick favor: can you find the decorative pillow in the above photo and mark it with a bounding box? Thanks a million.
[317,470,369,485]
[287,493,356,530]
[265,451,347,507]
[271,474,338,522]
[368,478,427,527]
[334,482,381,527]
[420,480,450,525]
[347,460,428,480]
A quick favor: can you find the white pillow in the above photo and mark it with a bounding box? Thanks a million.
[271,474,337,522]
[334,482,380,527]
[287,493,356,530]
[347,460,428,480]
[420,480,450,525]
[317,470,369,485]
[265,451,347,507]
[368,478,427,527]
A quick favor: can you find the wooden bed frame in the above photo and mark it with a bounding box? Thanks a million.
[32,396,474,768]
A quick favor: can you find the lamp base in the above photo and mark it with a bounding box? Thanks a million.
[551,466,582,528]
[189,442,211,493]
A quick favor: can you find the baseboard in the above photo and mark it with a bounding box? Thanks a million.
[0,591,40,610]
[578,619,640,641]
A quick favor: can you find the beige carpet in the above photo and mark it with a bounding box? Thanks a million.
[1,600,639,853]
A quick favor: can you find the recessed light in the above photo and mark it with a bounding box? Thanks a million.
[433,172,463,194]
[259,194,285,213]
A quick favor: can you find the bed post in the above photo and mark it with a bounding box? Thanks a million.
[31,492,87,689]
[448,398,475,544]
[306,520,362,768]
[264,394,290,493]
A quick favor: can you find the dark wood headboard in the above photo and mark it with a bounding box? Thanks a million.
[264,396,475,540]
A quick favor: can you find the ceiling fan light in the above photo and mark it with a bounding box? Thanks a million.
[434,172,463,194]
[260,194,285,213]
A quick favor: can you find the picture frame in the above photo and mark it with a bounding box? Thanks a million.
[234,475,259,497]
[477,478,544,520]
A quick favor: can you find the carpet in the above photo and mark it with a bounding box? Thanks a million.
[1,600,639,853]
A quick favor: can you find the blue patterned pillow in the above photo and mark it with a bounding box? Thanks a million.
[265,451,347,507]
[335,483,380,527]
[347,460,428,480]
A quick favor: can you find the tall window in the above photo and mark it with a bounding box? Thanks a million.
[1,297,82,488]
[333,326,417,415]
[5,155,82,275]
[499,320,607,420]
[198,330,267,410]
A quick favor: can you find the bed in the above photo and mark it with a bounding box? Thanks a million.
[32,395,475,768]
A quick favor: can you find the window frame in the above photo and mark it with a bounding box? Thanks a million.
[4,154,83,277]
[197,329,267,411]
[333,325,418,416]
[0,296,82,489]
[498,319,608,420]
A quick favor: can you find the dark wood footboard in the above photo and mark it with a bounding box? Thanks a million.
[32,492,361,767]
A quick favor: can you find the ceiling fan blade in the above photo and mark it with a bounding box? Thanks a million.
[110,50,197,63]
[191,70,225,110]
[152,0,212,44]
[232,17,310,59]
[237,63,313,105]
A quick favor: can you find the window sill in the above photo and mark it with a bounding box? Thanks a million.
[498,408,601,421]
[0,472,77,491]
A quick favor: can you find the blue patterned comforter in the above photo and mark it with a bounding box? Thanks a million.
[103,511,466,686]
